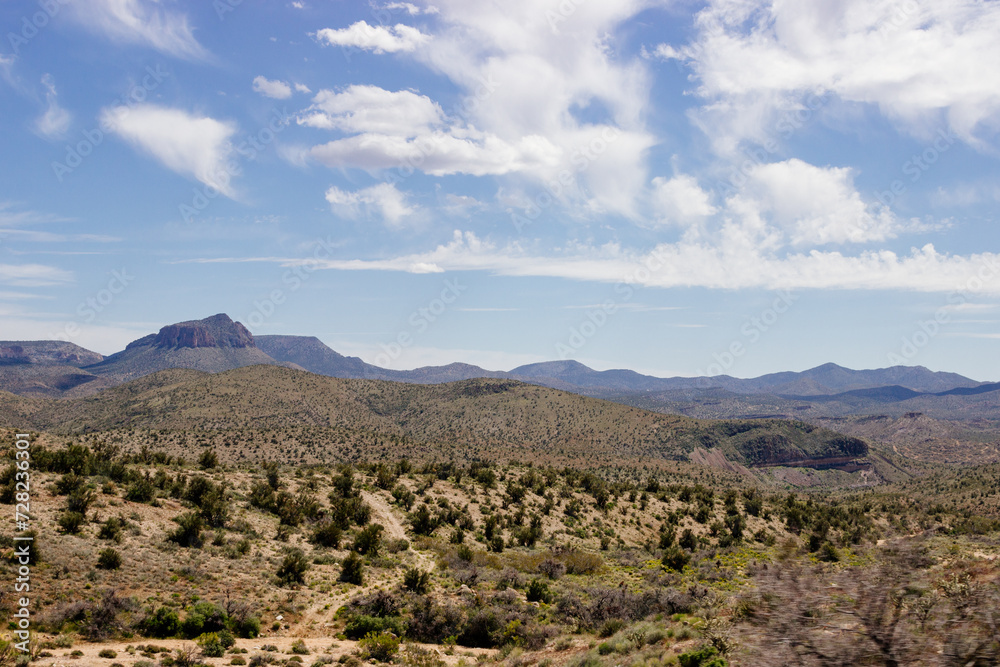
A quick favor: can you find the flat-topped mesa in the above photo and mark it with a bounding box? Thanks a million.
[132,314,256,350]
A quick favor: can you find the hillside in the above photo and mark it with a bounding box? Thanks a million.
[0,365,873,479]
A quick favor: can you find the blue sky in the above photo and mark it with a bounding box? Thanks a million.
[1,0,999,379]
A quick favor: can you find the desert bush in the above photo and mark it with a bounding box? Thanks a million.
[290,639,309,655]
[168,512,204,548]
[339,552,364,585]
[98,517,124,542]
[409,505,440,536]
[344,615,405,640]
[198,449,219,470]
[57,511,85,534]
[277,549,310,586]
[526,579,553,604]
[310,520,342,548]
[357,632,400,662]
[353,523,384,556]
[99,649,118,658]
[197,633,226,658]
[143,606,181,638]
[403,567,431,594]
[97,547,122,570]
[678,645,726,667]
[406,597,464,644]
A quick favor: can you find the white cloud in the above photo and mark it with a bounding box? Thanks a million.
[101,104,238,197]
[734,159,901,245]
[674,0,1000,152]
[310,130,560,177]
[34,74,71,139]
[294,83,311,94]
[651,175,717,225]
[325,183,416,226]
[314,21,430,53]
[300,85,444,136]
[385,3,439,16]
[252,76,292,99]
[69,0,211,61]
[0,264,74,287]
[190,229,1000,295]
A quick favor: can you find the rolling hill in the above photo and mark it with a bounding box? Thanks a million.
[0,364,876,478]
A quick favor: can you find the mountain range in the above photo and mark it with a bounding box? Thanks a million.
[1,313,996,418]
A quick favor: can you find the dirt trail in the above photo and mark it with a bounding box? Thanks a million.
[362,489,437,572]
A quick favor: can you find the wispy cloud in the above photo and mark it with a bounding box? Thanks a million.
[0,264,74,287]
[69,0,211,61]
[34,74,71,139]
[101,105,238,197]
[325,183,416,227]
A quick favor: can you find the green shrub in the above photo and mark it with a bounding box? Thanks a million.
[290,639,309,655]
[339,552,364,585]
[98,517,124,542]
[144,606,181,638]
[526,579,552,604]
[99,649,118,658]
[58,511,85,534]
[679,645,727,667]
[402,567,430,594]
[310,521,342,548]
[198,449,219,470]
[168,512,204,548]
[344,615,405,640]
[358,632,400,662]
[233,615,260,639]
[197,633,226,658]
[277,549,310,586]
[353,524,384,557]
[662,546,691,572]
[97,547,122,570]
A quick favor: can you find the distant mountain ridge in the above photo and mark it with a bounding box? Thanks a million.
[0,314,993,409]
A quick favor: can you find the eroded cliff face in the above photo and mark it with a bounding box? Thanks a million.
[150,314,255,349]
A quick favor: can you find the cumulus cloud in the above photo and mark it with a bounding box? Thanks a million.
[669,0,1000,153]
[69,0,211,61]
[34,74,72,139]
[652,175,717,225]
[325,183,416,226]
[314,21,430,53]
[101,105,238,197]
[732,159,901,245]
[252,76,292,99]
[299,85,444,135]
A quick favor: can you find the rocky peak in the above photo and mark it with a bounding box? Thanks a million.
[132,314,256,350]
